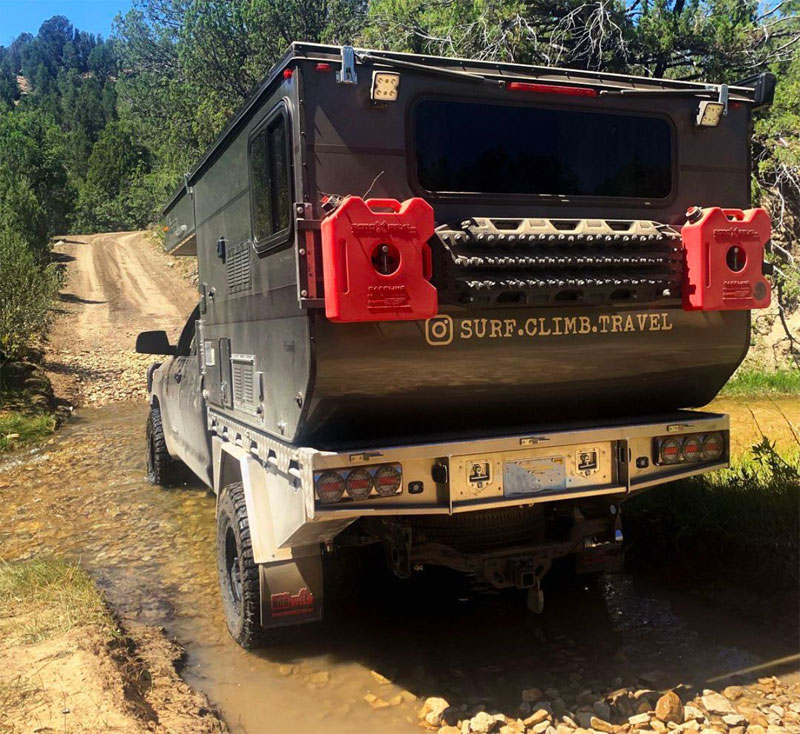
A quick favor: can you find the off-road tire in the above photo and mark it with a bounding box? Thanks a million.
[217,482,265,649]
[146,407,178,486]
[216,483,300,649]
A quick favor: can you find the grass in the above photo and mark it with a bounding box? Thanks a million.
[719,367,800,397]
[0,558,115,646]
[626,437,800,590]
[0,406,55,452]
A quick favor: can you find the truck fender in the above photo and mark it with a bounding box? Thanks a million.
[211,437,323,628]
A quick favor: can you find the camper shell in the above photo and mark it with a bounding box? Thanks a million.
[143,43,773,644]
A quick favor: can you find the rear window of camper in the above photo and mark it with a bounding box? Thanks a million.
[415,99,672,199]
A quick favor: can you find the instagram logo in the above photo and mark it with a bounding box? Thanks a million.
[425,315,454,346]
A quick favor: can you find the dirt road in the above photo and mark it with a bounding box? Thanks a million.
[46,231,197,406]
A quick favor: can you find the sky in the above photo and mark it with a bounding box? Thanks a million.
[0,0,132,44]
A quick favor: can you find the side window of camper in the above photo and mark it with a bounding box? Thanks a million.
[249,106,291,251]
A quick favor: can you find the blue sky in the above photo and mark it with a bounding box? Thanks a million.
[0,0,132,44]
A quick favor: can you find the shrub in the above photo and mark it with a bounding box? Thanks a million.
[0,227,60,363]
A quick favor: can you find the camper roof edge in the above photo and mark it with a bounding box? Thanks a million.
[161,41,767,219]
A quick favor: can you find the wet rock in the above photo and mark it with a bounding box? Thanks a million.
[723,716,749,728]
[724,688,746,701]
[388,694,404,707]
[525,710,552,726]
[770,708,786,719]
[562,717,579,728]
[519,703,533,717]
[371,670,392,685]
[278,664,294,676]
[421,698,451,716]
[729,727,746,734]
[577,713,594,729]
[470,711,497,733]
[499,720,525,734]
[530,720,551,734]
[656,692,685,724]
[702,695,736,716]
[364,693,390,710]
[593,703,612,721]
[401,690,418,703]
[523,689,545,703]
[685,707,705,722]
[557,725,575,734]
[630,714,652,726]
[440,727,461,734]
[765,727,786,734]
[545,690,560,701]
[652,720,667,733]
[590,717,614,733]
[427,703,456,727]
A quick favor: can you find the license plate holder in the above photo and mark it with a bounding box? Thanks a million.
[503,456,567,496]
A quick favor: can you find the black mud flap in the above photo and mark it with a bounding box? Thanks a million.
[259,556,324,629]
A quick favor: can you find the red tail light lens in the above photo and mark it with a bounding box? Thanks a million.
[659,438,683,465]
[702,432,724,461]
[346,468,374,500]
[315,471,345,504]
[682,436,703,462]
[374,464,402,497]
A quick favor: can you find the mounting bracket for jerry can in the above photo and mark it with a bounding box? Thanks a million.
[681,206,771,311]
[320,196,437,322]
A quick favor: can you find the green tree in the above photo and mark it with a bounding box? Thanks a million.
[0,226,60,364]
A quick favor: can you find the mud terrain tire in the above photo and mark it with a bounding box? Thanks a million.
[146,407,179,486]
[216,482,299,649]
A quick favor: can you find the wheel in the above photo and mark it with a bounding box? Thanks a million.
[146,407,178,486]
[216,482,265,648]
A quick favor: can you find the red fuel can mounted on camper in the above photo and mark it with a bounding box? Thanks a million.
[681,207,771,311]
[320,196,437,322]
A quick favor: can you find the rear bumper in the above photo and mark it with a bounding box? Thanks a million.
[208,408,728,556]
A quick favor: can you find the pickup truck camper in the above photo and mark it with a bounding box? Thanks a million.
[136,43,775,648]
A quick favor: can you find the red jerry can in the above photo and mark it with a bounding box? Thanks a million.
[321,196,438,322]
[681,207,771,311]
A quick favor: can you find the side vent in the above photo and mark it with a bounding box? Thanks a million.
[231,354,259,415]
[226,242,252,294]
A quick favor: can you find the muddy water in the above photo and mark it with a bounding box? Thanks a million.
[708,396,799,458]
[0,401,797,734]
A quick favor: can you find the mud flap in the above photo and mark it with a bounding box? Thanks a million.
[259,555,323,629]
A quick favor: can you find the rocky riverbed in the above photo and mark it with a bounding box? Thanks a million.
[415,678,800,734]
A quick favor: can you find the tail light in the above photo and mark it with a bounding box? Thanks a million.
[702,432,725,461]
[345,468,374,500]
[315,471,346,504]
[658,437,683,465]
[374,464,402,497]
[314,463,403,505]
[654,432,726,466]
[682,436,703,462]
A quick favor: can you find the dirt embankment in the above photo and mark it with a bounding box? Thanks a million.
[0,559,226,734]
[45,231,197,406]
